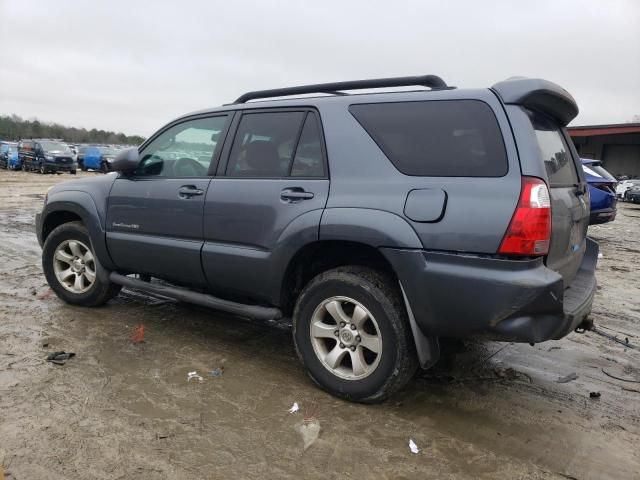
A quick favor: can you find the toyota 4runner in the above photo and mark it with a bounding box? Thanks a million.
[36,75,598,402]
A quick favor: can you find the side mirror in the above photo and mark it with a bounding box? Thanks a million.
[111,148,140,173]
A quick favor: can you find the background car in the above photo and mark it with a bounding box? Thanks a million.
[83,146,118,172]
[582,159,617,225]
[19,139,77,174]
[0,141,20,169]
[626,186,640,204]
[616,179,640,201]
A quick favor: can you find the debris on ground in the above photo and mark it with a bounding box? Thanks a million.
[209,367,225,377]
[598,252,604,259]
[590,391,601,399]
[494,367,517,380]
[297,420,321,451]
[187,371,203,382]
[409,438,420,454]
[288,402,299,413]
[557,372,578,383]
[36,288,53,300]
[131,324,145,344]
[46,351,76,366]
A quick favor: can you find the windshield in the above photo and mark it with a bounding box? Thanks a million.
[583,163,616,182]
[40,141,71,153]
[98,147,117,155]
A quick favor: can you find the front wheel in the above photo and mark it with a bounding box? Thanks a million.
[42,221,121,306]
[293,266,418,403]
[70,170,77,175]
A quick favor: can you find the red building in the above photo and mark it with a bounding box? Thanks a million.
[568,123,640,178]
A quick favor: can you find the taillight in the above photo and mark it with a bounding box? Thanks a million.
[499,177,551,256]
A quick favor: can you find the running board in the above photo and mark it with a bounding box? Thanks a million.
[109,272,282,321]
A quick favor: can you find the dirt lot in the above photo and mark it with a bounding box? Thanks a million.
[0,169,639,479]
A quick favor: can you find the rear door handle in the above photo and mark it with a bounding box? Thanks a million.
[178,185,204,198]
[281,188,314,202]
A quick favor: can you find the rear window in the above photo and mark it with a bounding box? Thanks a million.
[584,163,616,182]
[349,100,508,177]
[529,111,579,186]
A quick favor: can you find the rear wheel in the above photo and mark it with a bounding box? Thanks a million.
[293,266,417,403]
[42,221,121,306]
[70,170,77,175]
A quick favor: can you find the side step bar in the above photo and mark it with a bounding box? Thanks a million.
[109,272,282,321]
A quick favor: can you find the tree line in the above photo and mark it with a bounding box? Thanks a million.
[0,114,145,145]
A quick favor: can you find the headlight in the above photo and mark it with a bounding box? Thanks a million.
[45,155,54,160]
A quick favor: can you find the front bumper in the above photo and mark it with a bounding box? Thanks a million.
[590,207,616,224]
[45,162,76,172]
[382,238,598,344]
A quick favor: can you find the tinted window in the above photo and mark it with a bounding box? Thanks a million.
[227,111,305,177]
[136,115,229,177]
[529,112,578,186]
[350,100,507,177]
[291,113,324,177]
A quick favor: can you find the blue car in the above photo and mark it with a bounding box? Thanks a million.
[0,141,20,170]
[581,158,617,225]
[83,146,118,172]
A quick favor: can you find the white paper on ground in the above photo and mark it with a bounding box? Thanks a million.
[288,402,299,413]
[409,438,419,454]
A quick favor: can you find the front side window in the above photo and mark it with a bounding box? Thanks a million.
[350,100,508,177]
[136,115,229,177]
[226,111,306,177]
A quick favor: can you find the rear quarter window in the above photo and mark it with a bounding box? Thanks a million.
[528,111,579,187]
[349,100,508,177]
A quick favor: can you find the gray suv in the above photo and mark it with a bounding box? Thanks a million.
[35,75,598,402]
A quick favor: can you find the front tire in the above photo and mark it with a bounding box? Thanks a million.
[42,221,121,306]
[293,266,417,403]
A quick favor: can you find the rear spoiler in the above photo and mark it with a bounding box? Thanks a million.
[491,77,578,126]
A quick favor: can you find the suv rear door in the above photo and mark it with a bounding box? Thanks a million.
[508,107,590,286]
[202,109,329,302]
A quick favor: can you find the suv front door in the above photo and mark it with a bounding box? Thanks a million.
[106,114,231,286]
[202,109,329,302]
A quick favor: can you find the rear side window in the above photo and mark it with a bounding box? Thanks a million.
[291,113,324,177]
[529,111,578,186]
[349,100,508,177]
[227,111,305,177]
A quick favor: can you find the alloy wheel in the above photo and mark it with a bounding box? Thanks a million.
[309,296,382,380]
[52,239,96,294]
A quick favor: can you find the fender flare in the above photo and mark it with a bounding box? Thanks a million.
[41,191,115,270]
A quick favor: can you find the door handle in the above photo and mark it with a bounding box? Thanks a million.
[281,188,314,202]
[178,185,204,198]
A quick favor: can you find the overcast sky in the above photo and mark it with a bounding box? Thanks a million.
[1,0,638,137]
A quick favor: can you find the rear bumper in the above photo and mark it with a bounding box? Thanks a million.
[381,238,598,343]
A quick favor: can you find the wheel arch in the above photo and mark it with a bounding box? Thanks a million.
[41,192,115,270]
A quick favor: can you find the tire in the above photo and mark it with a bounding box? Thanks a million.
[42,221,121,306]
[40,163,47,174]
[21,162,27,172]
[293,266,418,403]
[70,170,77,175]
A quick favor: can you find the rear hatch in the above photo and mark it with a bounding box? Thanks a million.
[523,109,590,286]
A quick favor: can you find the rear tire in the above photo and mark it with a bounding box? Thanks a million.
[42,221,121,306]
[70,170,77,175]
[293,266,418,403]
[40,164,46,174]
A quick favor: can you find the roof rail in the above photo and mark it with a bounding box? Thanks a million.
[233,75,449,104]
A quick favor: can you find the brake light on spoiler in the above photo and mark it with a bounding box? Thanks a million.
[499,177,551,256]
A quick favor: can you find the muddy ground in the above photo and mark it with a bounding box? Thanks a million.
[0,169,638,479]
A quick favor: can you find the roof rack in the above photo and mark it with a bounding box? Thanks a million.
[233,74,450,104]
